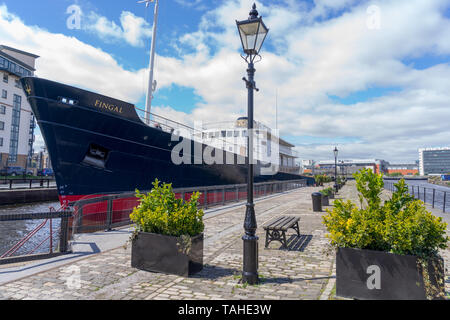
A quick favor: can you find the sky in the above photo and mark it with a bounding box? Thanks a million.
[1,0,449,163]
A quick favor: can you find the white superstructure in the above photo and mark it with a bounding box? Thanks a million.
[196,117,300,174]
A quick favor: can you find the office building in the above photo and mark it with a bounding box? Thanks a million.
[419,147,450,175]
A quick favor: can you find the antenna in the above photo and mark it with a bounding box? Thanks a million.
[137,0,154,8]
[138,0,159,125]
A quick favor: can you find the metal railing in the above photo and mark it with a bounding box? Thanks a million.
[0,178,55,190]
[69,179,307,235]
[0,209,72,265]
[384,181,449,213]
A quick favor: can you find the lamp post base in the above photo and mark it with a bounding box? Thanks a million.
[242,234,259,284]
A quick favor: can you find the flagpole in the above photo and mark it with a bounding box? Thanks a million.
[140,0,159,125]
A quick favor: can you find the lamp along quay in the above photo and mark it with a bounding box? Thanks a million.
[236,3,269,285]
[333,146,339,193]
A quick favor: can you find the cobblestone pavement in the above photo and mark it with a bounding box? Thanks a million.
[0,181,448,300]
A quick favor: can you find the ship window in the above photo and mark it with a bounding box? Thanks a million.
[242,130,248,137]
[58,96,78,105]
[234,131,239,137]
[227,131,232,137]
[215,131,219,138]
[221,130,226,137]
[208,132,214,138]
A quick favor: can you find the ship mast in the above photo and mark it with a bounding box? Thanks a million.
[138,0,159,125]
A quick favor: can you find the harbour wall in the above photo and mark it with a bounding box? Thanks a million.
[0,188,59,206]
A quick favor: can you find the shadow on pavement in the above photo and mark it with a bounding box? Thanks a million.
[192,264,239,280]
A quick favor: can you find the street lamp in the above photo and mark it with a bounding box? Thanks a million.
[334,147,338,192]
[236,3,269,285]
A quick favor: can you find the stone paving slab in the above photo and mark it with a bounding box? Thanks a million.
[0,182,448,300]
[0,185,336,300]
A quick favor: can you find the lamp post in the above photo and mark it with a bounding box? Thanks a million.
[334,147,338,192]
[236,3,269,285]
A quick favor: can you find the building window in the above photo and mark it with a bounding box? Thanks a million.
[1,90,6,99]
[8,94,21,164]
[15,79,21,88]
[2,73,7,83]
[0,105,5,114]
[0,121,4,130]
[0,137,3,146]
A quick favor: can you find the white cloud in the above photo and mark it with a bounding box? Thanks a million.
[159,0,450,162]
[2,0,450,163]
[0,4,147,102]
[83,10,152,47]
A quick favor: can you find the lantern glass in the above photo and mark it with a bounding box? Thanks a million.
[237,18,268,55]
[334,147,338,158]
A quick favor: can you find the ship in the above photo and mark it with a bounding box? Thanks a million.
[19,1,313,214]
[20,76,313,207]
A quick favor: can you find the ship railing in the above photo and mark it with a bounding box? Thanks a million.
[0,207,72,265]
[68,179,308,235]
[134,107,268,157]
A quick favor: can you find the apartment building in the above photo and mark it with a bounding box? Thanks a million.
[0,45,39,169]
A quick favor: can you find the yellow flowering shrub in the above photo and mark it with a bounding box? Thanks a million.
[322,168,448,258]
[130,179,204,237]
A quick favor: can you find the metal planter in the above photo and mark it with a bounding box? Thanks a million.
[131,232,203,277]
[336,247,445,300]
[321,194,329,206]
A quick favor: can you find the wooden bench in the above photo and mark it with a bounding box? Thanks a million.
[263,216,300,249]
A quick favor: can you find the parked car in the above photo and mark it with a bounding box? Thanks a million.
[0,166,26,176]
[37,168,54,176]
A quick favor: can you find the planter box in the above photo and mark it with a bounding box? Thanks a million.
[131,232,203,277]
[321,195,329,206]
[336,247,445,300]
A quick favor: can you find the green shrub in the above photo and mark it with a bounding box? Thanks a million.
[130,179,204,237]
[314,174,332,186]
[322,168,448,258]
[387,172,403,177]
[320,187,334,197]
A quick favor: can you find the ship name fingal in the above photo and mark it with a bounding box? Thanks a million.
[94,99,123,114]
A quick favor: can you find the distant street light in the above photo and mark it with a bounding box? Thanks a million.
[334,147,339,192]
[236,3,269,285]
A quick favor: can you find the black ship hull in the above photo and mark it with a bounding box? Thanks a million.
[21,77,312,205]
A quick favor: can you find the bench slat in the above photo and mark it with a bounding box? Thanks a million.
[278,217,298,231]
[264,216,300,231]
[263,216,286,229]
[272,216,291,230]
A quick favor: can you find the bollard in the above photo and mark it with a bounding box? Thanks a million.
[312,192,322,212]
